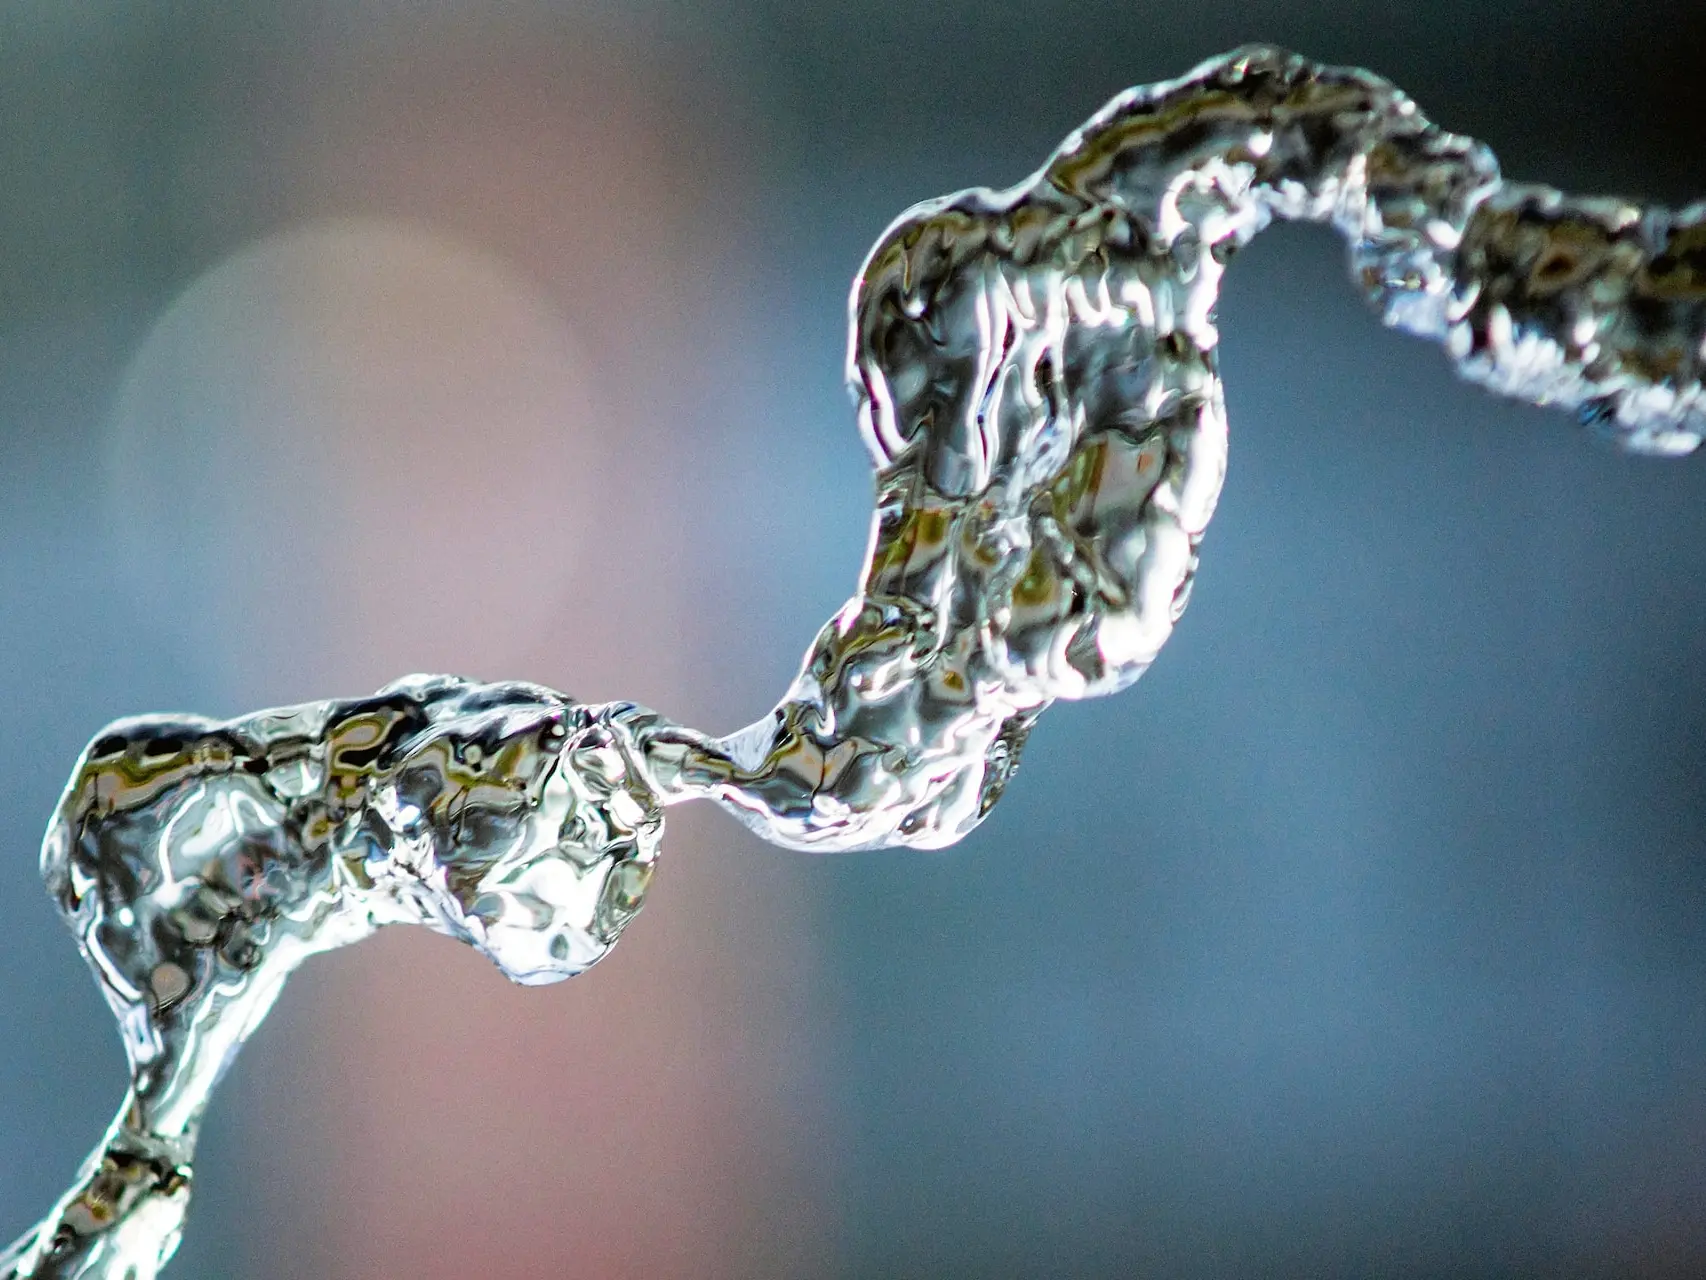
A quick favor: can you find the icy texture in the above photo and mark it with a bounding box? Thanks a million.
[628,45,1706,855]
[3,677,660,1279]
[7,45,1704,1279]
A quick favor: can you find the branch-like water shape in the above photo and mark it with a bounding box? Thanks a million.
[5,45,1702,1278]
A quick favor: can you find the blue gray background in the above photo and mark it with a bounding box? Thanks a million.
[2,3,1704,1276]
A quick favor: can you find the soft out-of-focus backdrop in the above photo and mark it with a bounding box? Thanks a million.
[2,3,1704,1277]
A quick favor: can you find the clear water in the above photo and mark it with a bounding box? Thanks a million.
[6,45,1703,1279]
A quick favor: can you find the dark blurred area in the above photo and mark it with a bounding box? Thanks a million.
[2,2,1704,1277]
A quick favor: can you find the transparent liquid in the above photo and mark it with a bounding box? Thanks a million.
[6,45,1703,1279]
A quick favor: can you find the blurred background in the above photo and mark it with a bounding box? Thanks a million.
[1,2,1704,1276]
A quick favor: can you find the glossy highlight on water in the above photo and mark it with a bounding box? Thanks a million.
[6,45,1704,1278]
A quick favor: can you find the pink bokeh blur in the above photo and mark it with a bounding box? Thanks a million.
[106,35,834,1279]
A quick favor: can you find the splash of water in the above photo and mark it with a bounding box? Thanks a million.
[6,46,1702,1278]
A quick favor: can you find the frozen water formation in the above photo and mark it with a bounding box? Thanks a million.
[6,44,1704,1278]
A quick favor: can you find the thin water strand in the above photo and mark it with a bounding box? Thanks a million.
[2,677,661,1278]
[625,44,1705,857]
[6,45,1703,1279]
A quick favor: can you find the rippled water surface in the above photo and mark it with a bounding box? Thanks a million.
[5,46,1705,1279]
